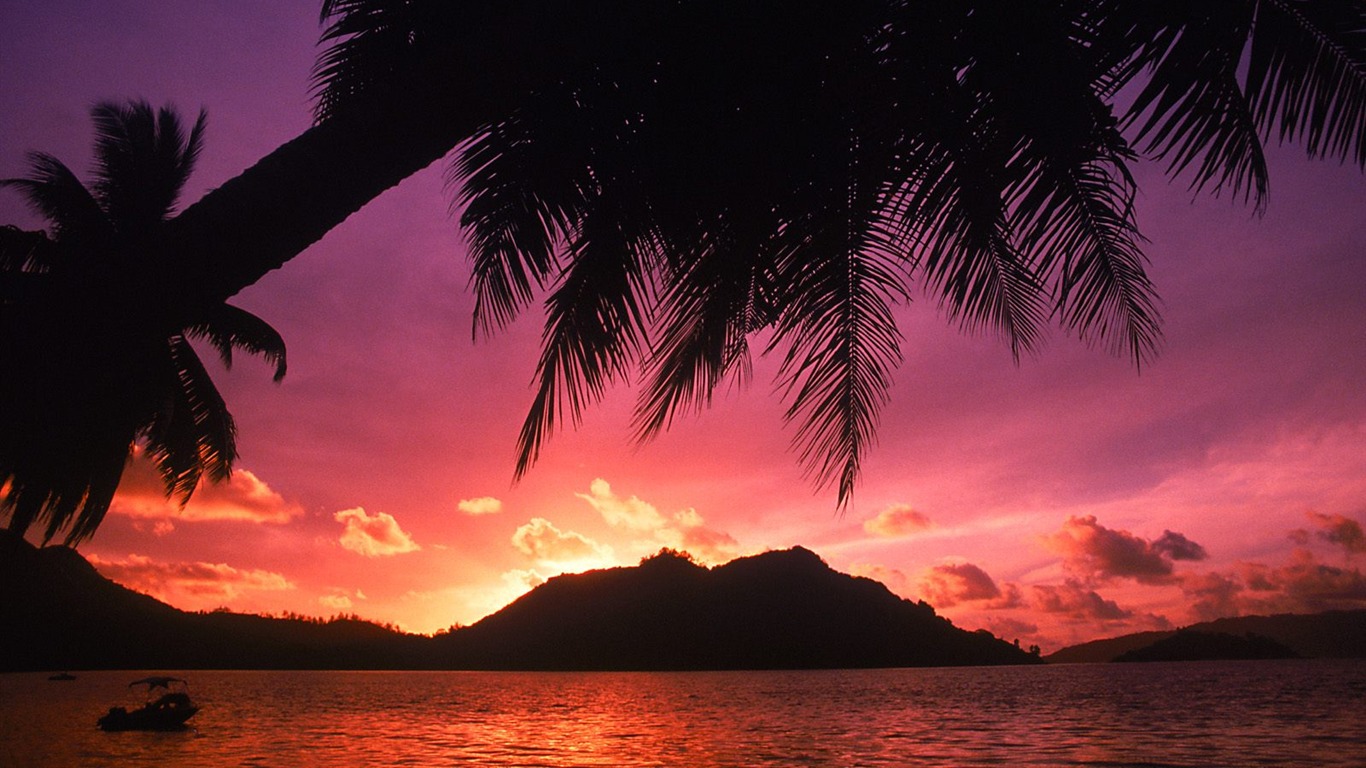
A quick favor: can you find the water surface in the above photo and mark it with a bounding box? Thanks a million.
[2,660,1362,767]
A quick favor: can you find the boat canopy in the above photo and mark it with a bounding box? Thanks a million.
[128,676,186,689]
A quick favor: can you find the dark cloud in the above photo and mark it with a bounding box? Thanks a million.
[1045,515,1207,585]
[1307,512,1366,554]
[1152,530,1209,561]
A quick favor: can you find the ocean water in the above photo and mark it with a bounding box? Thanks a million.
[1,660,1362,767]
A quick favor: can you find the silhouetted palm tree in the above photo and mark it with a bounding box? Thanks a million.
[3,1,1364,540]
[0,102,286,543]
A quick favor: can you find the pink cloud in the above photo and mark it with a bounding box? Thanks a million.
[917,562,1018,608]
[1044,515,1206,585]
[1030,580,1132,621]
[863,504,933,538]
[88,552,294,606]
[111,448,302,524]
[849,563,914,598]
[335,507,420,557]
[511,517,610,563]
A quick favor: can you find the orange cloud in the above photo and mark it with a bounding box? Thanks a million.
[111,449,302,524]
[319,589,365,612]
[457,496,503,516]
[88,552,293,607]
[335,507,420,557]
[863,504,933,538]
[511,517,611,563]
[1044,516,1207,585]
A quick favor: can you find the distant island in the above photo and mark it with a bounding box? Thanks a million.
[1047,610,1366,664]
[1112,631,1299,663]
[0,531,1035,671]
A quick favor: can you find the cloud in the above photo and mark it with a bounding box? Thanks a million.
[849,563,914,598]
[1044,515,1207,585]
[88,553,293,605]
[1307,512,1366,554]
[1030,580,1132,621]
[511,517,611,563]
[502,568,547,591]
[577,479,740,565]
[1239,549,1366,612]
[110,448,302,524]
[320,589,365,612]
[863,504,934,538]
[654,507,740,565]
[335,507,420,557]
[1179,571,1244,622]
[1151,530,1209,561]
[917,562,1019,608]
[576,478,666,530]
[457,496,502,516]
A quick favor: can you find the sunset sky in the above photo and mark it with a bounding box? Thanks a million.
[3,1,1364,652]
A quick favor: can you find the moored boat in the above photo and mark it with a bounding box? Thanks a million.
[97,676,199,731]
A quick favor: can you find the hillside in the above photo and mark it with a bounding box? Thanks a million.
[0,530,430,671]
[2,533,1037,671]
[1046,610,1366,664]
[434,547,1038,669]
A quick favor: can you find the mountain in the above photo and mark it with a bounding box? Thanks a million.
[433,547,1038,669]
[1045,610,1366,664]
[0,529,431,671]
[2,533,1037,671]
[1111,631,1299,662]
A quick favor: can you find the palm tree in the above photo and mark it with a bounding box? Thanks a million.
[0,102,286,543]
[3,1,1364,540]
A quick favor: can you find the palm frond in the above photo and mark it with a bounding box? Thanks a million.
[1122,1,1269,206]
[1246,0,1366,166]
[91,101,207,236]
[453,94,592,337]
[634,220,774,441]
[769,194,906,507]
[184,302,288,381]
[513,206,651,478]
[0,152,111,252]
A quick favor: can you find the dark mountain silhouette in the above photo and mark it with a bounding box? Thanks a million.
[1046,610,1366,664]
[434,548,1037,669]
[1,533,1035,671]
[1112,631,1299,663]
[0,530,430,671]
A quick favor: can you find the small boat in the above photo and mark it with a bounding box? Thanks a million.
[48,672,77,681]
[97,676,199,732]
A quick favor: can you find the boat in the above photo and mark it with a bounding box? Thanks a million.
[96,676,199,731]
[48,672,77,681]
